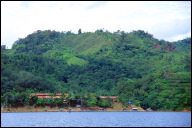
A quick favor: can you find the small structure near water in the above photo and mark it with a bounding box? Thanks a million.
[76,105,81,108]
[99,108,105,111]
[132,108,138,111]
[127,101,133,105]
[146,108,153,111]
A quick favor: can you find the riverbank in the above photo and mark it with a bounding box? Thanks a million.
[156,109,191,112]
[1,103,146,112]
[1,103,190,112]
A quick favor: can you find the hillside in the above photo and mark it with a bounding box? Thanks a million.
[1,29,191,111]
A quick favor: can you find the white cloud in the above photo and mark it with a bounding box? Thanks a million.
[166,31,191,42]
[1,1,191,49]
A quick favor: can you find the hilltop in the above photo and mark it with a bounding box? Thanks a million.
[1,29,191,111]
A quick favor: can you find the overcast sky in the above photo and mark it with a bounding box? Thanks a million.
[1,1,191,49]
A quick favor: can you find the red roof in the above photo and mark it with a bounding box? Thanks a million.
[100,96,107,99]
[31,93,49,96]
[38,96,52,98]
[109,96,118,99]
[99,96,118,99]
[53,96,62,98]
[31,93,68,98]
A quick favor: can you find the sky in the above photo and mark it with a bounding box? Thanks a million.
[1,1,191,49]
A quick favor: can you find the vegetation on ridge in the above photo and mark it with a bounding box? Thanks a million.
[1,29,191,111]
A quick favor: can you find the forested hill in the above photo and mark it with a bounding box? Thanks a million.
[1,29,191,111]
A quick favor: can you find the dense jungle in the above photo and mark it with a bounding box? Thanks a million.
[1,29,191,111]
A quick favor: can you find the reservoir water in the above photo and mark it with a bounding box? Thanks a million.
[1,112,191,127]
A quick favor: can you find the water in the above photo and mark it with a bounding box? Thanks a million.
[1,112,191,127]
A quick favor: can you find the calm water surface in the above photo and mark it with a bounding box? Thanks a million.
[1,112,191,127]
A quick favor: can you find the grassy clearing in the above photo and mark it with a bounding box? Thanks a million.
[70,34,114,55]
[67,56,88,66]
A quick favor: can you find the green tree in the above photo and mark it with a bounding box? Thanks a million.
[29,95,38,105]
[85,93,97,107]
[35,98,45,107]
[78,29,82,34]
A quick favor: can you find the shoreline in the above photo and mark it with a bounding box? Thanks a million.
[1,104,144,113]
[1,105,191,113]
[1,110,191,113]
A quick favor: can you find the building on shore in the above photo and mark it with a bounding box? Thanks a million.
[99,96,119,102]
[31,93,68,98]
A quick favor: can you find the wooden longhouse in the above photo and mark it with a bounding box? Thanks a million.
[99,96,119,102]
[31,93,68,98]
